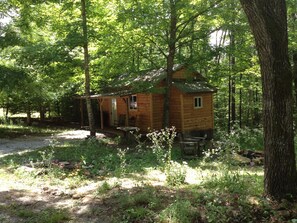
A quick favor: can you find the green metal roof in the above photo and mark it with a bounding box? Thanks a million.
[173,81,217,93]
[96,65,216,97]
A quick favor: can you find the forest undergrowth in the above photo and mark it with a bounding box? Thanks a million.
[0,125,296,223]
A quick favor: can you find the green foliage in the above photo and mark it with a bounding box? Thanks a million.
[165,161,187,187]
[159,199,200,223]
[0,124,64,139]
[21,207,70,223]
[132,129,148,151]
[117,147,128,176]
[119,187,160,222]
[96,181,113,195]
[1,126,296,223]
[213,126,263,163]
[38,148,55,168]
[147,127,176,167]
[4,203,70,223]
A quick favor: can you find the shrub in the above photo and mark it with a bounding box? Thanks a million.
[147,127,176,167]
[159,199,200,223]
[165,161,187,187]
[215,126,263,153]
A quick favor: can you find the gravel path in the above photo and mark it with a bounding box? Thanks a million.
[0,130,104,157]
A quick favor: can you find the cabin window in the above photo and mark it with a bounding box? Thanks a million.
[129,95,137,110]
[194,96,203,109]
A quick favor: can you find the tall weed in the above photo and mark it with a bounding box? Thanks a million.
[146,127,176,166]
[147,127,187,186]
[165,161,187,186]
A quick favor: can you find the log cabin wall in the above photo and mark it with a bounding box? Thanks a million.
[151,93,164,131]
[135,93,152,131]
[101,99,110,112]
[116,98,127,115]
[182,92,214,133]
[100,98,111,126]
[169,87,182,132]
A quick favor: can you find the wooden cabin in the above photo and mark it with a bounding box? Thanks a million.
[79,65,216,136]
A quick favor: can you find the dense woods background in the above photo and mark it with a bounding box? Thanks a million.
[0,0,297,199]
[0,0,295,131]
[0,0,268,129]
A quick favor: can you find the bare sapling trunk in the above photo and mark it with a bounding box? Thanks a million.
[163,0,177,128]
[81,0,96,137]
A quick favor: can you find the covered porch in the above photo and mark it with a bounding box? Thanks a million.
[77,93,138,131]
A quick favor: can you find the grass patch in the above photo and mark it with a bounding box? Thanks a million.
[0,203,70,223]
[15,207,70,223]
[0,124,66,139]
[0,126,296,223]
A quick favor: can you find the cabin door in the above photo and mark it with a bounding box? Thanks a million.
[110,98,118,126]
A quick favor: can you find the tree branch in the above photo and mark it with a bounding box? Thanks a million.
[176,0,224,42]
[119,33,161,69]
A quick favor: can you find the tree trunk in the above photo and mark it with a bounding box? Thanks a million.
[228,75,231,132]
[39,104,46,121]
[81,0,96,137]
[26,104,32,126]
[163,0,177,128]
[5,103,9,121]
[239,74,242,128]
[240,0,297,199]
[293,52,297,125]
[228,31,236,131]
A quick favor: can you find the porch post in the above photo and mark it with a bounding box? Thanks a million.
[180,94,184,133]
[98,98,104,130]
[80,98,84,127]
[123,97,129,126]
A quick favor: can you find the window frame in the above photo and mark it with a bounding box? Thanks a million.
[129,95,138,110]
[194,96,203,109]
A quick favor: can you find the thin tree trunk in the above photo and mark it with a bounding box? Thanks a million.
[5,103,9,121]
[40,104,45,121]
[228,75,231,132]
[293,52,297,125]
[239,74,242,128]
[253,89,260,126]
[228,30,236,131]
[230,31,236,128]
[81,0,95,136]
[189,20,195,62]
[26,104,31,126]
[163,0,177,128]
[240,0,297,199]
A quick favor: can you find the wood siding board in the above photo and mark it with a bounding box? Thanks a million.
[180,94,184,132]
[152,94,164,130]
[131,93,152,131]
[169,87,182,131]
[150,94,153,129]
[182,92,214,132]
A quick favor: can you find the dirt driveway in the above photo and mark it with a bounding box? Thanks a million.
[0,130,104,157]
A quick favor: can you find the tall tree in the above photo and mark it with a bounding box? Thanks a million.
[240,0,297,199]
[163,0,177,128]
[288,0,297,124]
[80,0,96,136]
[115,0,223,127]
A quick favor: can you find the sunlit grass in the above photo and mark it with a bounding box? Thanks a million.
[0,133,295,223]
[0,123,67,138]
